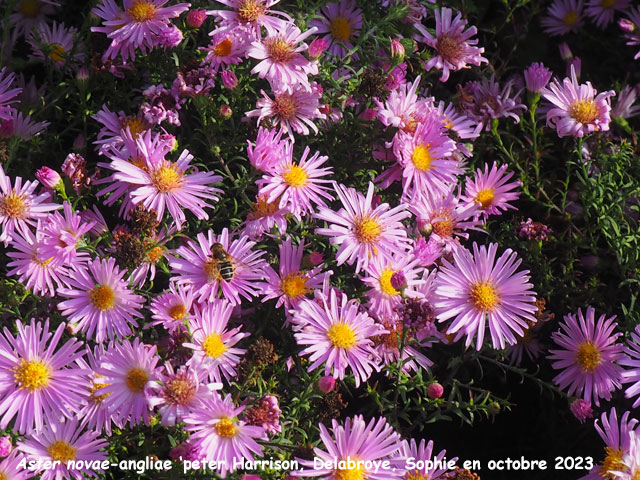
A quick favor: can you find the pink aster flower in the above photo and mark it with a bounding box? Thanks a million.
[541,65,615,137]
[0,164,60,245]
[96,338,162,427]
[361,249,425,319]
[0,68,21,122]
[0,319,88,435]
[621,7,640,60]
[410,189,482,252]
[619,325,640,408]
[103,132,223,229]
[612,85,640,119]
[183,393,266,477]
[241,193,290,240]
[0,110,50,141]
[432,99,482,140]
[243,395,281,435]
[292,288,386,387]
[93,105,151,155]
[433,242,538,350]
[17,418,107,480]
[57,257,145,343]
[10,1,59,39]
[524,62,553,93]
[585,0,629,29]
[28,21,84,69]
[257,144,333,219]
[247,126,288,173]
[293,416,405,479]
[392,114,460,199]
[208,0,291,38]
[414,7,488,82]
[170,228,268,305]
[458,75,527,130]
[463,162,521,219]
[310,0,363,58]
[541,0,585,36]
[570,399,594,424]
[315,182,411,273]
[6,223,69,297]
[148,363,222,426]
[246,82,326,136]
[74,345,123,437]
[261,237,326,313]
[548,307,625,406]
[374,76,430,131]
[202,28,249,72]
[183,299,249,384]
[400,438,456,480]
[374,317,434,373]
[579,408,639,480]
[39,201,94,268]
[148,283,196,334]
[248,22,317,90]
[0,450,30,480]
[91,0,190,62]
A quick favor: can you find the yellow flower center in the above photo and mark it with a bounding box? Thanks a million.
[48,43,65,62]
[215,417,238,437]
[265,37,295,63]
[411,144,433,171]
[569,99,599,125]
[281,272,308,298]
[237,0,266,23]
[274,93,297,120]
[125,368,149,393]
[576,341,601,373]
[405,471,427,480]
[214,38,233,57]
[476,188,495,209]
[89,378,111,404]
[353,216,382,243]
[436,34,462,63]
[283,165,308,187]
[334,460,366,480]
[121,116,147,137]
[469,281,500,311]
[146,246,164,264]
[168,304,187,320]
[563,11,579,26]
[0,472,7,480]
[0,192,28,219]
[330,16,352,42]
[600,0,617,7]
[164,377,196,405]
[202,333,227,358]
[127,0,157,22]
[248,195,279,219]
[379,268,399,296]
[152,165,183,193]
[19,0,41,17]
[599,447,625,479]
[47,441,77,463]
[14,359,51,391]
[89,285,116,311]
[432,213,454,238]
[327,323,357,350]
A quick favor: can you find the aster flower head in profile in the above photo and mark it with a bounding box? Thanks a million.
[315,181,411,273]
[96,338,162,427]
[414,7,488,82]
[57,257,145,343]
[433,242,538,350]
[183,393,266,478]
[292,287,386,387]
[169,228,267,305]
[293,415,405,479]
[548,307,625,406]
[541,64,615,137]
[309,0,363,58]
[17,418,107,480]
[0,319,88,435]
[183,299,249,384]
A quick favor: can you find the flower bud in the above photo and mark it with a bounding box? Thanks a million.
[0,120,14,138]
[308,37,328,59]
[427,382,444,399]
[570,399,593,424]
[76,66,90,82]
[0,436,12,457]
[523,62,552,93]
[390,38,405,59]
[219,104,233,119]
[618,17,635,33]
[36,166,62,190]
[309,251,324,266]
[186,8,207,28]
[221,69,238,89]
[318,376,336,393]
[390,271,407,291]
[558,42,573,61]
